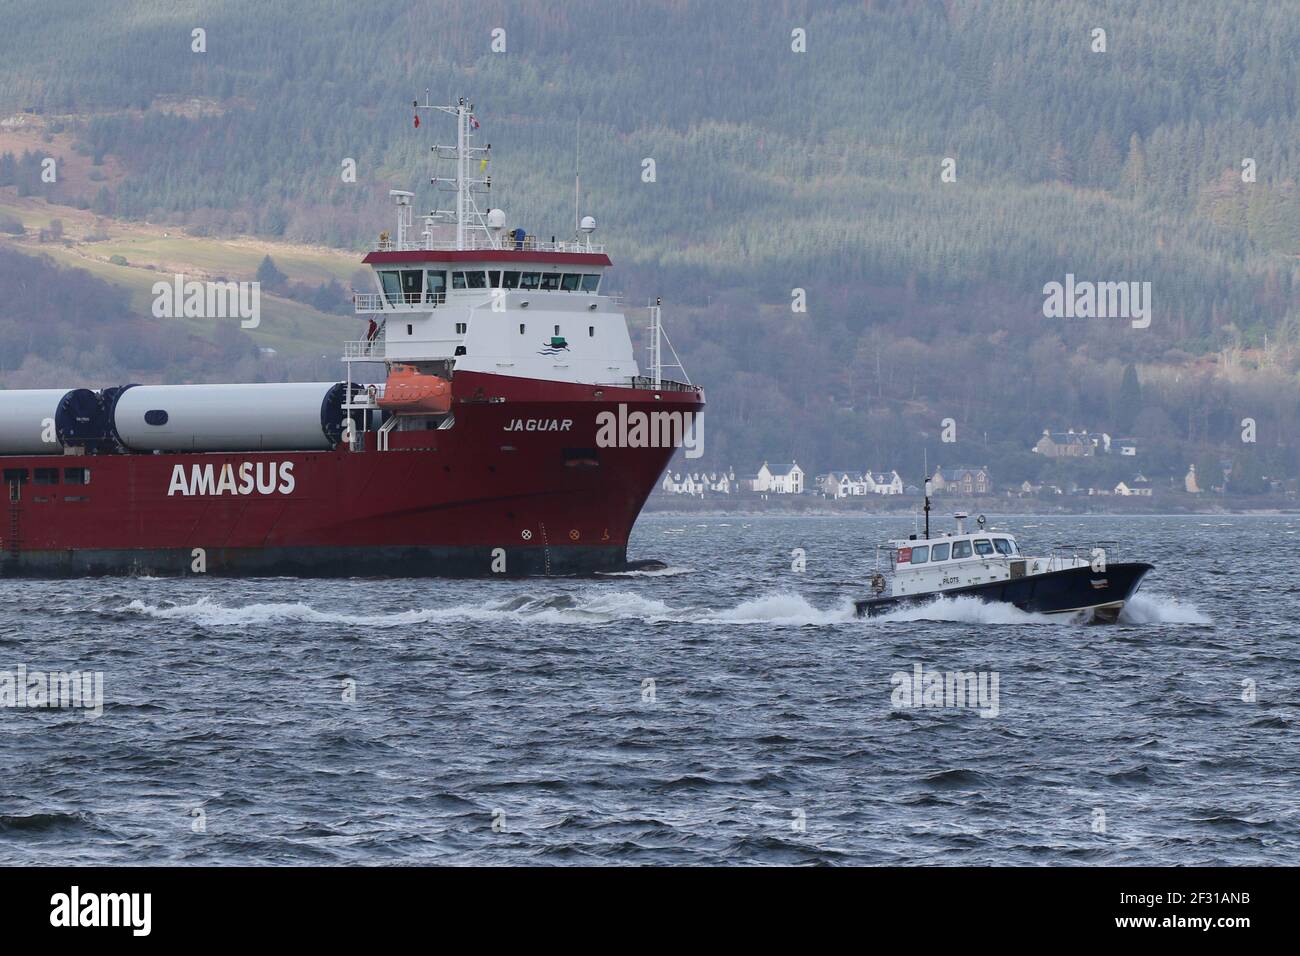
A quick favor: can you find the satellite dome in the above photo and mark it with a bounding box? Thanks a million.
[486,208,507,230]
[579,215,597,234]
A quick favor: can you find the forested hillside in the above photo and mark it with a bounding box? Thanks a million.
[0,0,1297,486]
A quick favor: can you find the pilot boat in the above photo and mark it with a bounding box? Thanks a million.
[854,484,1152,622]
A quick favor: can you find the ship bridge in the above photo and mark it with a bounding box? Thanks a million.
[343,97,640,388]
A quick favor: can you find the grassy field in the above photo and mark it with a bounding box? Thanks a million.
[0,192,360,358]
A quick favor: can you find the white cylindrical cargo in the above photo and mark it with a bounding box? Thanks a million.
[111,382,345,452]
[0,389,75,455]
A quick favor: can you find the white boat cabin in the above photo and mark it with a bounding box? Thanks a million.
[881,513,1089,596]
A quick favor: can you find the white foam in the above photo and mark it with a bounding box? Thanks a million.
[116,589,854,629]
[114,587,1211,631]
[871,594,1058,624]
[595,566,694,578]
[1118,592,1212,625]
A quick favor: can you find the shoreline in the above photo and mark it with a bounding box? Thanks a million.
[643,496,1299,517]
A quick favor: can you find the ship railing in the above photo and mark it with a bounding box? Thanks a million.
[1041,541,1119,571]
[371,235,605,254]
[621,376,702,393]
[354,291,446,312]
[343,338,386,360]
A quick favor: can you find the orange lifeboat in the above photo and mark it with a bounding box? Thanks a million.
[376,364,452,414]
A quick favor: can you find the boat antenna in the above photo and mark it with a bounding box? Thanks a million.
[923,475,932,539]
[574,114,581,237]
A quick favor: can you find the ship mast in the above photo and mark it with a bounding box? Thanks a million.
[415,93,494,250]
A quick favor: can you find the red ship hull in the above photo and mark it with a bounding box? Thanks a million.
[0,372,703,577]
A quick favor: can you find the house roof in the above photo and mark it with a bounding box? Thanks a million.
[937,465,988,480]
[767,462,800,475]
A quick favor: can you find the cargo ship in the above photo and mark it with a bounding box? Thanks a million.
[0,96,704,577]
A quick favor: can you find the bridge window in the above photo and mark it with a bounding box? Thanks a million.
[452,271,488,290]
[974,539,994,556]
[425,270,446,302]
[502,271,521,289]
[952,540,973,559]
[518,272,541,290]
[400,269,423,302]
[561,273,581,291]
[910,545,930,564]
[930,542,950,561]
[34,468,59,485]
[580,274,601,293]
[63,467,90,485]
[993,538,1014,556]
[539,273,561,291]
[455,323,467,334]
[378,270,402,305]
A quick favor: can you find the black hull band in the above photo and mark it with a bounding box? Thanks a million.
[0,544,629,579]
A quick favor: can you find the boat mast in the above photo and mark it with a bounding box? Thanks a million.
[923,475,932,539]
[422,94,493,250]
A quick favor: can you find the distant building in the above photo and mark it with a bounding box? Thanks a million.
[865,470,904,495]
[1034,429,1100,458]
[661,468,736,496]
[1114,474,1153,497]
[931,465,992,496]
[817,468,904,498]
[1033,429,1136,458]
[1184,464,1201,494]
[754,461,804,494]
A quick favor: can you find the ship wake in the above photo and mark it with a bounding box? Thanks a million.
[114,587,1208,629]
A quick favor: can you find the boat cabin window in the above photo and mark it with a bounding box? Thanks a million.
[518,272,541,290]
[580,274,601,293]
[540,273,562,291]
[561,273,582,292]
[930,542,950,561]
[34,468,59,485]
[910,545,929,564]
[993,538,1015,556]
[502,271,521,289]
[974,539,994,557]
[64,467,90,485]
[951,540,973,559]
[425,270,447,301]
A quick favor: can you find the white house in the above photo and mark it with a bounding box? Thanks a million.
[1114,474,1153,497]
[755,461,805,494]
[865,469,904,495]
[661,468,736,496]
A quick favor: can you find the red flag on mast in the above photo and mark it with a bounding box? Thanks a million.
[413,114,420,128]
